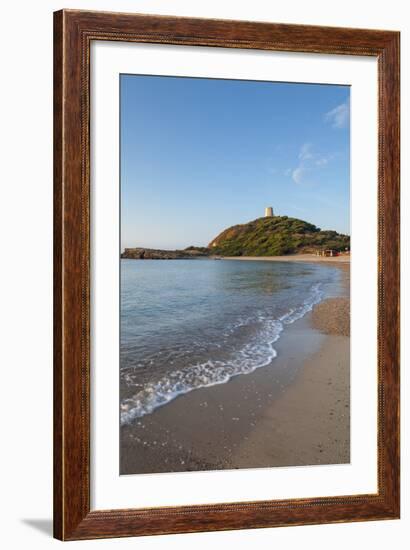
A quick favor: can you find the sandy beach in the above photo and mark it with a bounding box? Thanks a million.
[121,261,350,475]
[216,253,350,264]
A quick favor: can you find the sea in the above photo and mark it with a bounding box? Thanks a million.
[120,258,344,425]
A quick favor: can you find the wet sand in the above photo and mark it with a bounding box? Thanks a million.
[120,264,350,475]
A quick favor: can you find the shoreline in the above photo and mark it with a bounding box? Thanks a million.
[215,254,350,264]
[121,253,350,264]
[120,263,350,475]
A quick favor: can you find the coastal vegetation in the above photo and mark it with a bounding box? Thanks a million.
[121,216,350,259]
[208,216,350,257]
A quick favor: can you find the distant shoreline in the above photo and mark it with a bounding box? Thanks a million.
[121,253,350,263]
[215,254,350,264]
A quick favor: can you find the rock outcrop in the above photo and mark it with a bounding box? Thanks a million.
[121,247,209,260]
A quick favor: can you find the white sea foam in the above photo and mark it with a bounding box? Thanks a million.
[120,283,324,424]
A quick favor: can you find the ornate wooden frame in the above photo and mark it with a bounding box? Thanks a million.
[53,9,400,540]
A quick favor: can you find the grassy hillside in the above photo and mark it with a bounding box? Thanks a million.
[208,216,350,256]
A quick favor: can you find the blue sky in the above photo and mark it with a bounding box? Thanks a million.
[121,75,350,250]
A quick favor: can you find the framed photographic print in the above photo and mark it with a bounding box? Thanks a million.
[54,9,400,540]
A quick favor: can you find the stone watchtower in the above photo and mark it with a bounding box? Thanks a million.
[264,206,274,217]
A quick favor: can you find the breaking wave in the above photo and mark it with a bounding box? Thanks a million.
[120,283,323,424]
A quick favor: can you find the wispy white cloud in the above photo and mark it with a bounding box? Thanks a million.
[291,143,314,184]
[325,101,349,129]
[298,142,313,161]
[315,157,328,167]
[292,166,305,184]
[288,144,336,185]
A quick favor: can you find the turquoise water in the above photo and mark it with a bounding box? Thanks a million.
[120,259,342,424]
